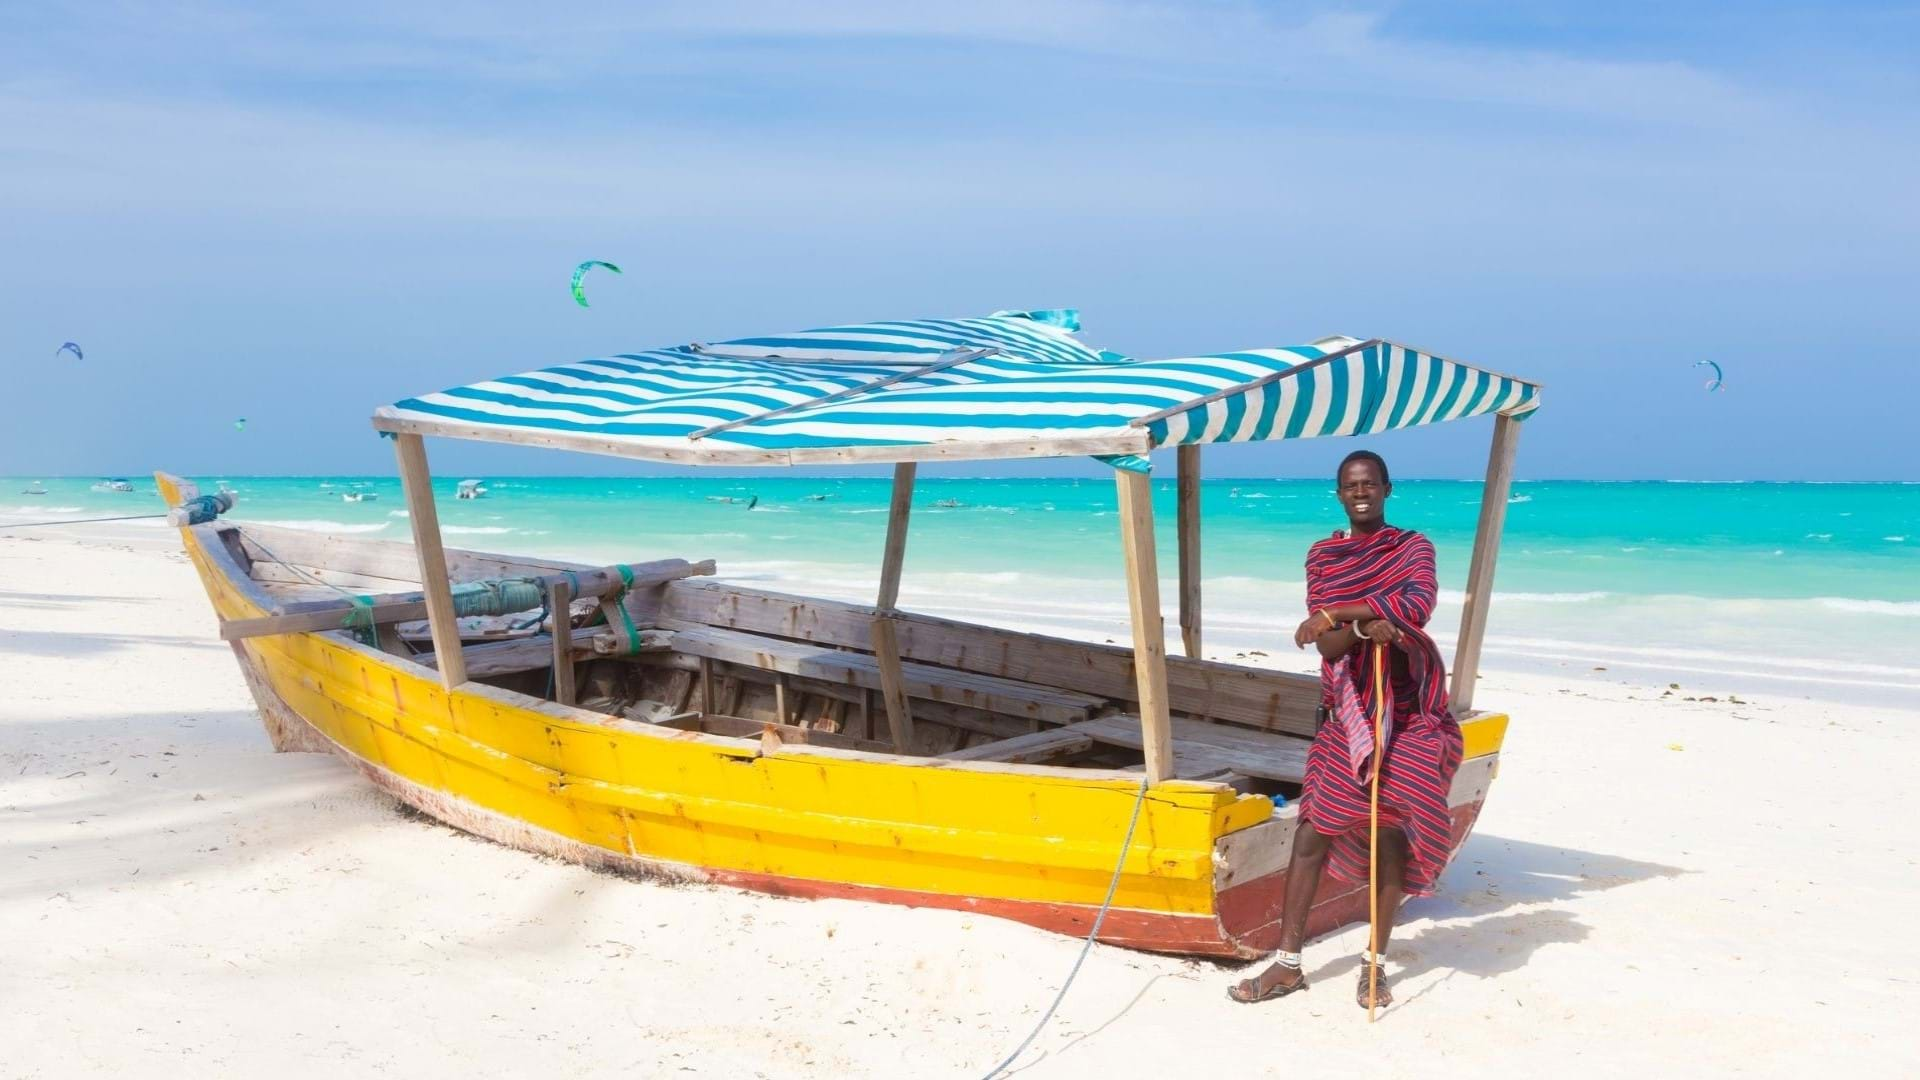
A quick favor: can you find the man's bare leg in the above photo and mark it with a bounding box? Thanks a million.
[1228,817,1332,1001]
[1357,830,1409,1008]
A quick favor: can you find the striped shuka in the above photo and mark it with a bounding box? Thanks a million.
[1300,525,1464,897]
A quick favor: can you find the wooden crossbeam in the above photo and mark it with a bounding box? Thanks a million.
[218,558,714,642]
[687,347,995,440]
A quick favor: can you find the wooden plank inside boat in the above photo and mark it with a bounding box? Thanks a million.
[938,728,1095,765]
[668,624,1105,726]
[658,581,1323,734]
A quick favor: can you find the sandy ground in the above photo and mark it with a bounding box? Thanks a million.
[1,532,1914,1079]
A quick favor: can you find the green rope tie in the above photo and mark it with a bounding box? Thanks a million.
[341,595,377,645]
[610,563,643,655]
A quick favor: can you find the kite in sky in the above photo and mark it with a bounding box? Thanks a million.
[571,261,621,308]
[1696,359,1724,392]
[55,342,82,361]
[234,418,248,431]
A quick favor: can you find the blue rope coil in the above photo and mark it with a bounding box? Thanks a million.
[449,578,545,618]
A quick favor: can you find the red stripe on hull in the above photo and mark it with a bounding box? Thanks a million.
[705,799,1487,960]
[704,865,1243,956]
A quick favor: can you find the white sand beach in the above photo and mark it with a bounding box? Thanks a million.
[2,530,1914,1078]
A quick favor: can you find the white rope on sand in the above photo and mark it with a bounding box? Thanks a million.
[979,777,1151,1080]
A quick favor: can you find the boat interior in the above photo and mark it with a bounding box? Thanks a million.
[210,520,1330,799]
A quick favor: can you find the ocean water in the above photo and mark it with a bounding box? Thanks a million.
[5,475,1916,704]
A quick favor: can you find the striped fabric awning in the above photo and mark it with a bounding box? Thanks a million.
[372,312,1540,467]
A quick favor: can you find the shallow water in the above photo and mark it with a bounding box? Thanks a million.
[7,475,1915,704]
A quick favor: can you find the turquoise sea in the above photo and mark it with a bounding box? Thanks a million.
[6,476,1916,704]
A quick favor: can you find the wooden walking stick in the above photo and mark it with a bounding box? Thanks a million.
[1367,639,1387,1022]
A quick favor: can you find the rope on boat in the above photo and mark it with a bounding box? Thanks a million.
[1,513,170,529]
[247,539,594,645]
[450,578,545,619]
[247,537,381,645]
[171,494,234,526]
[979,777,1152,1080]
[4,493,234,531]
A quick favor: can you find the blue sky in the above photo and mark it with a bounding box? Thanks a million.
[3,1,1916,480]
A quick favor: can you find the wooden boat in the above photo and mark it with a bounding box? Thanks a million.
[163,313,1537,958]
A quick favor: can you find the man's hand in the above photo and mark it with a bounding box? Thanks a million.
[1355,618,1404,647]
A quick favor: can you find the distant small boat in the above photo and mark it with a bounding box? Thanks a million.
[341,492,378,503]
[802,493,833,502]
[456,480,488,500]
[21,482,48,496]
[91,478,135,493]
[931,498,963,508]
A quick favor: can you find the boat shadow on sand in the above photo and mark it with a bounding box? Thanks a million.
[1277,832,1689,1010]
[0,589,165,610]
[0,625,222,660]
[993,838,1688,1074]
[0,709,395,904]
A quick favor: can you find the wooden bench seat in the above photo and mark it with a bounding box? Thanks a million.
[668,624,1106,726]
[1062,714,1310,784]
[938,728,1095,764]
[658,580,1325,736]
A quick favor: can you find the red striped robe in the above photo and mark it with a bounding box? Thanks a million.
[1301,525,1463,897]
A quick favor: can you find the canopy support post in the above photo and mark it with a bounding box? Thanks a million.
[1450,413,1522,714]
[1116,470,1173,784]
[548,579,576,706]
[1176,444,1202,659]
[393,433,466,689]
[870,462,917,753]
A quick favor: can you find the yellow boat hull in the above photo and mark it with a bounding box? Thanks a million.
[163,475,1506,957]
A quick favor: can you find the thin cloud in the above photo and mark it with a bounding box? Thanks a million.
[1,0,1841,131]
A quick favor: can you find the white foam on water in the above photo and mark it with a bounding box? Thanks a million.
[250,519,391,534]
[1482,633,1920,679]
[441,525,514,535]
[1440,588,1611,604]
[1815,597,1920,616]
[1210,574,1308,591]
[4,505,85,514]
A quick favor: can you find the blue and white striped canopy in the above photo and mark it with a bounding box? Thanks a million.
[373,311,1540,467]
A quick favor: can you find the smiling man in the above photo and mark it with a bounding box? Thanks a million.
[1229,449,1464,1010]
